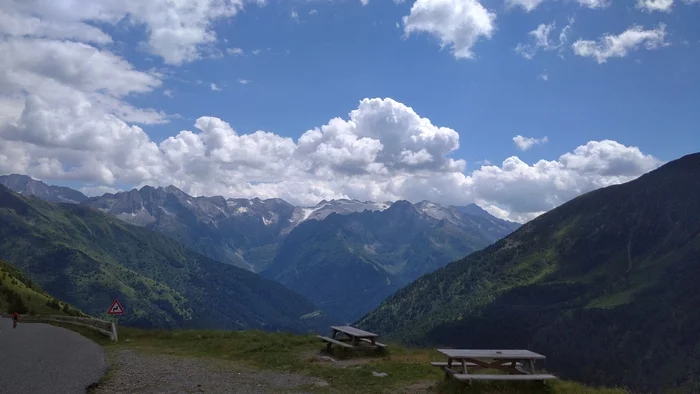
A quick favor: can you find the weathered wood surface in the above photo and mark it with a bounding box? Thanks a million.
[435,348,558,385]
[331,325,378,338]
[317,335,353,348]
[359,337,387,348]
[430,361,523,367]
[432,361,477,367]
[452,373,557,381]
[437,349,546,360]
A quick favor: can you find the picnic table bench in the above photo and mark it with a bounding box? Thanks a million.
[433,349,557,384]
[317,325,387,350]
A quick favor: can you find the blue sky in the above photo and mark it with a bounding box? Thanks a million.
[0,0,698,221]
[130,0,700,165]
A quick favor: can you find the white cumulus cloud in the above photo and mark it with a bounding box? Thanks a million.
[0,0,667,224]
[513,135,549,151]
[508,0,609,11]
[0,36,167,126]
[402,0,496,59]
[0,94,662,223]
[0,0,263,65]
[506,0,546,12]
[515,19,574,59]
[573,23,669,63]
[636,0,674,12]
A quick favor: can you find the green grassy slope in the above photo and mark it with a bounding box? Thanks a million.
[0,259,85,316]
[358,153,700,393]
[0,185,329,333]
[65,324,626,394]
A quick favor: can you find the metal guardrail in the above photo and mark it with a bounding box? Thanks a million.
[3,314,118,342]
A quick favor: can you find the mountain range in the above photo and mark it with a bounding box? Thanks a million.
[262,200,519,321]
[4,152,700,393]
[0,184,329,332]
[1,174,519,321]
[358,152,700,393]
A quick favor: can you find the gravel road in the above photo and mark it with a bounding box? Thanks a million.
[0,317,107,394]
[92,349,330,393]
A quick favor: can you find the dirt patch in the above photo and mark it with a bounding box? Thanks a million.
[93,348,328,393]
[302,350,373,369]
[394,380,439,393]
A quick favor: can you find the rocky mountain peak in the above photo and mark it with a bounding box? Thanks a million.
[0,174,88,204]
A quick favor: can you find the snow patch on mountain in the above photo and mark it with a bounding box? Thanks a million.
[415,200,463,223]
[299,199,392,222]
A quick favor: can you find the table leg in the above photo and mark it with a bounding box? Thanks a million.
[326,329,338,351]
[444,358,453,381]
[528,359,536,374]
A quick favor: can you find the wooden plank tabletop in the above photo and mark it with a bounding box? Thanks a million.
[330,325,378,338]
[437,349,546,360]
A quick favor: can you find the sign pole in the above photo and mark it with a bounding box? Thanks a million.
[107,298,125,342]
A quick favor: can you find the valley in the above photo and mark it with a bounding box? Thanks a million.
[1,1,696,392]
[2,152,700,393]
[2,174,519,322]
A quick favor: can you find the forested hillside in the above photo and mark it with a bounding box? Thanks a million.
[0,259,85,316]
[0,185,329,333]
[358,152,700,393]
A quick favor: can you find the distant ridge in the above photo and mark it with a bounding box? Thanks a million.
[0,174,88,203]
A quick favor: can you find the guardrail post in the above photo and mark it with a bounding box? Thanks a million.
[111,321,118,342]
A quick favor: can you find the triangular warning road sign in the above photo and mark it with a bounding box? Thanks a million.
[107,299,125,315]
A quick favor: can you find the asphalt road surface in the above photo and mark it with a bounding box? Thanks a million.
[0,317,107,394]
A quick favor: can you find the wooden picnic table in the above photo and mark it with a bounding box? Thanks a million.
[433,349,557,384]
[317,325,387,350]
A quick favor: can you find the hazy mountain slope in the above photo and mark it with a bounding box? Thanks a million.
[0,185,328,333]
[357,152,700,393]
[2,176,518,281]
[81,186,518,280]
[83,186,301,272]
[263,200,518,322]
[0,174,88,203]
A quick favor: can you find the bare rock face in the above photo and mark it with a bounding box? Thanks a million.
[0,174,88,203]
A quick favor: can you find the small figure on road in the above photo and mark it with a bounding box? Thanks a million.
[12,311,19,328]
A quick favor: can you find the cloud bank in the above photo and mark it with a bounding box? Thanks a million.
[0,0,666,224]
[0,93,662,222]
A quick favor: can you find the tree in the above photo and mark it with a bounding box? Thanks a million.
[8,294,28,314]
[45,298,61,310]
